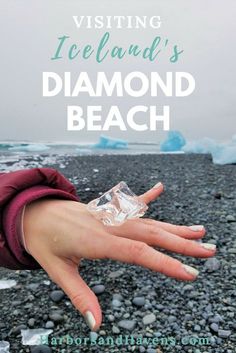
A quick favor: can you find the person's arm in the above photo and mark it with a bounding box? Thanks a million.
[0,168,79,269]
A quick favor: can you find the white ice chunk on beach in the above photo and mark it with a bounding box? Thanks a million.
[93,135,128,150]
[21,329,53,345]
[182,138,217,154]
[0,341,10,353]
[87,181,148,226]
[211,144,236,165]
[182,136,236,165]
[160,130,186,152]
[0,279,17,289]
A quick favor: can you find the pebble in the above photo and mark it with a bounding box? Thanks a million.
[91,284,105,295]
[12,324,27,334]
[45,321,54,329]
[49,312,64,323]
[210,323,219,332]
[50,290,65,303]
[226,215,236,222]
[218,329,231,338]
[118,320,136,331]
[112,299,122,308]
[204,257,221,271]
[31,345,52,353]
[107,314,115,322]
[142,313,156,325]
[112,325,120,334]
[132,297,145,307]
[113,293,123,301]
[89,332,98,341]
[28,318,35,328]
[108,270,124,278]
[182,284,194,291]
[146,349,156,353]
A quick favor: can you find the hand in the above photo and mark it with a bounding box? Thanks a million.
[23,182,216,331]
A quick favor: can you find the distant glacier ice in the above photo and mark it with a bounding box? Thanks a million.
[160,131,186,152]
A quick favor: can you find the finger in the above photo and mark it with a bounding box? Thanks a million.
[139,182,164,204]
[100,233,200,281]
[109,219,216,258]
[141,218,206,239]
[44,256,102,332]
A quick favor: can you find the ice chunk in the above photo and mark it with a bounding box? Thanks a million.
[0,341,10,353]
[21,329,53,345]
[211,145,236,165]
[182,136,236,165]
[93,135,128,150]
[160,131,186,152]
[87,181,148,226]
[0,342,9,353]
[0,279,17,289]
[182,138,218,154]
[9,144,50,152]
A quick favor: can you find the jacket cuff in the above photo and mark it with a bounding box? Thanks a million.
[2,185,79,269]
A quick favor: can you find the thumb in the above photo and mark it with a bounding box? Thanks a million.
[46,257,102,331]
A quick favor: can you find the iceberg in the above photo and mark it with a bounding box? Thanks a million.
[160,131,186,152]
[93,135,128,150]
[182,138,218,154]
[182,136,236,165]
[9,143,50,152]
[211,144,236,165]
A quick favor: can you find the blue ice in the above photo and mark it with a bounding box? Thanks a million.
[93,135,128,149]
[182,136,236,165]
[160,131,186,152]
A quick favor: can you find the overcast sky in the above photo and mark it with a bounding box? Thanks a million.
[0,0,235,143]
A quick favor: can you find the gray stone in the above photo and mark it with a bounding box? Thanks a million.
[210,323,219,332]
[112,299,122,308]
[107,314,115,322]
[204,257,220,271]
[49,312,64,323]
[108,270,124,278]
[113,293,123,301]
[194,324,201,332]
[132,297,145,307]
[226,215,236,222]
[45,321,54,329]
[12,324,27,334]
[50,290,65,303]
[142,313,156,325]
[218,329,231,338]
[112,325,120,334]
[118,320,136,331]
[182,284,194,291]
[91,284,105,295]
[28,318,35,328]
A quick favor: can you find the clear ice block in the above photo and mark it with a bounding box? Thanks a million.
[87,181,148,226]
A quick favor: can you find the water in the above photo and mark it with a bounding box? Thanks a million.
[0,141,161,157]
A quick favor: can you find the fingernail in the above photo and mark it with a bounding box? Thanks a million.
[84,311,96,331]
[189,225,204,232]
[183,264,199,277]
[153,182,162,189]
[201,243,216,251]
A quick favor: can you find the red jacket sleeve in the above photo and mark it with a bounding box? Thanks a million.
[0,168,79,270]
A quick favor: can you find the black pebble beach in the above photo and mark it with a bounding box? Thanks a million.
[0,154,235,353]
